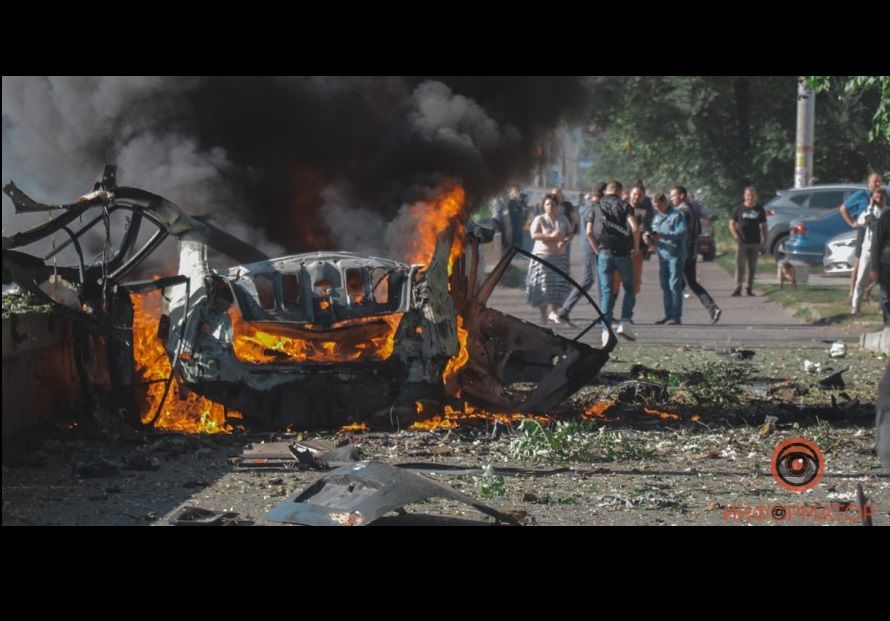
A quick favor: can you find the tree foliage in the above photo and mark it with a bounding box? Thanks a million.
[582,76,889,215]
[806,76,890,143]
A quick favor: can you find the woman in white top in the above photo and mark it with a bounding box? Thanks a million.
[525,193,572,323]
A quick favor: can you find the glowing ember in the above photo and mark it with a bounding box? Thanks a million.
[408,416,460,431]
[408,402,550,431]
[338,422,369,433]
[642,407,681,421]
[130,291,231,434]
[229,308,404,364]
[582,401,615,420]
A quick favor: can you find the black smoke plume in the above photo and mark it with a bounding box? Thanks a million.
[3,76,589,259]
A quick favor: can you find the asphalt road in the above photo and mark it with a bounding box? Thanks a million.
[483,236,864,350]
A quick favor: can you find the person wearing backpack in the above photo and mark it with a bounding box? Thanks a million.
[612,183,653,297]
[592,180,640,346]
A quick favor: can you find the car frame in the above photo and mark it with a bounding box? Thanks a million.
[3,166,616,431]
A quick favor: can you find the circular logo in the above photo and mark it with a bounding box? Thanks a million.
[771,437,825,492]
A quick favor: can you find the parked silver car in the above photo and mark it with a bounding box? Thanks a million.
[823,229,857,277]
[765,184,865,259]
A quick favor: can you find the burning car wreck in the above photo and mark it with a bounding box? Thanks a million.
[3,166,614,432]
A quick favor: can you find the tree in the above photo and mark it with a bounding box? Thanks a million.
[806,76,890,143]
[581,76,889,214]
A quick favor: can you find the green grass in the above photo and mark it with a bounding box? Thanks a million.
[711,226,883,329]
[759,284,882,329]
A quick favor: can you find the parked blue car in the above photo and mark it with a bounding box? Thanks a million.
[783,208,855,265]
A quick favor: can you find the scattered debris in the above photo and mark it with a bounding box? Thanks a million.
[73,457,119,479]
[596,490,685,511]
[829,341,847,358]
[122,454,161,471]
[758,415,779,437]
[168,506,253,526]
[860,328,890,355]
[263,460,521,526]
[818,368,848,390]
[716,348,755,360]
[614,380,668,405]
[803,359,823,374]
[522,492,551,504]
[489,419,509,440]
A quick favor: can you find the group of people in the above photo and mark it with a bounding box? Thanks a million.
[523,180,723,347]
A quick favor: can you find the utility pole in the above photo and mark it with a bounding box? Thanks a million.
[794,77,815,188]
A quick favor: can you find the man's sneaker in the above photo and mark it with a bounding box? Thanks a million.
[665,319,681,325]
[710,308,722,324]
[616,322,636,341]
[746,288,755,296]
[683,292,691,299]
[731,288,742,297]
[601,329,611,347]
[654,317,670,325]
[548,311,563,325]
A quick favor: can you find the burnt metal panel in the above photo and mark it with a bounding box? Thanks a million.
[264,460,520,526]
[454,246,615,413]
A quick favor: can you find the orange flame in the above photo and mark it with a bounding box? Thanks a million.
[401,184,471,392]
[442,315,469,391]
[406,185,467,266]
[338,422,369,433]
[642,407,681,421]
[408,403,550,431]
[229,307,404,364]
[130,291,232,434]
[582,401,615,420]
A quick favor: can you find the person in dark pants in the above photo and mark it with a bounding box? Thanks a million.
[729,186,768,296]
[593,181,640,346]
[612,183,653,299]
[507,186,527,251]
[671,185,721,324]
[869,208,890,325]
[489,193,510,255]
[646,192,687,325]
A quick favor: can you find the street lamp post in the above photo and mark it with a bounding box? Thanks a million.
[794,77,816,188]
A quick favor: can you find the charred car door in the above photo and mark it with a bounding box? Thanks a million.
[454,246,614,413]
